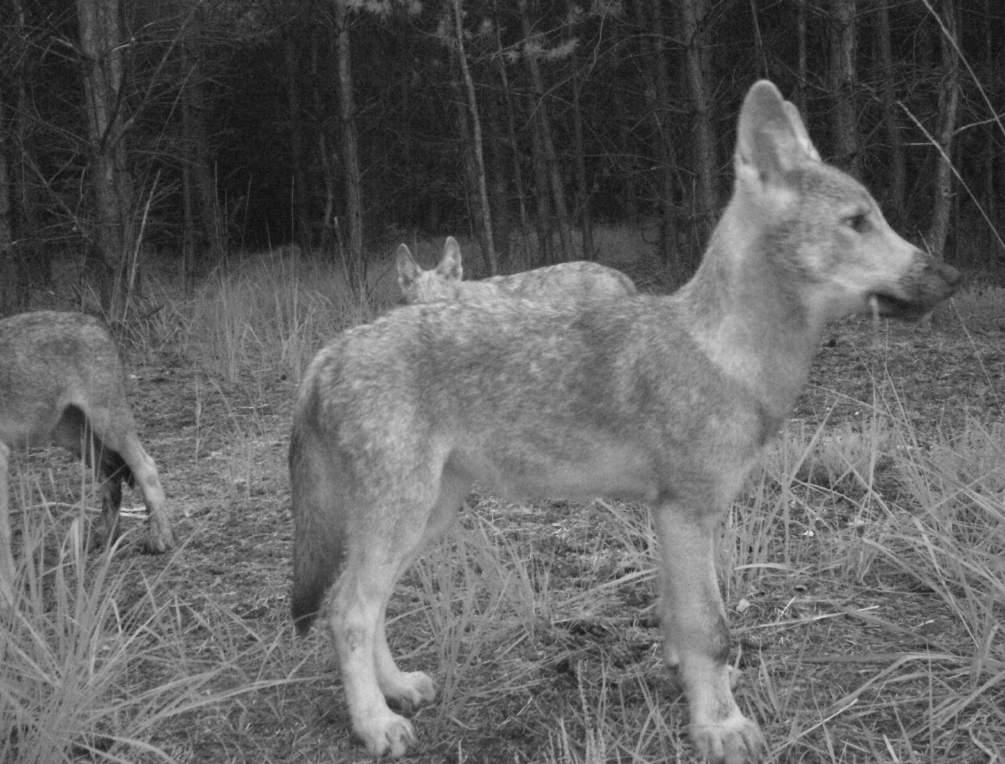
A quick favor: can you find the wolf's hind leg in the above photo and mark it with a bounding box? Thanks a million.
[49,406,118,549]
[329,475,454,758]
[375,465,470,712]
[79,402,172,553]
[109,434,171,552]
[328,565,414,757]
[655,504,765,764]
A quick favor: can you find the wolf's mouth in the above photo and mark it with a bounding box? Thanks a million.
[868,292,930,321]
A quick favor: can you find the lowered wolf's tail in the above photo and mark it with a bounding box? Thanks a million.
[289,394,347,636]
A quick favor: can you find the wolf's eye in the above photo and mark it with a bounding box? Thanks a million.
[845,213,869,233]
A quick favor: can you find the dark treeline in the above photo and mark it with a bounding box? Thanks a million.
[1,0,1003,316]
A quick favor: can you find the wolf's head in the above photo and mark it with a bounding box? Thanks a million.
[731,80,959,325]
[396,237,465,304]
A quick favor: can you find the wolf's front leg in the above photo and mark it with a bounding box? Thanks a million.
[654,504,766,764]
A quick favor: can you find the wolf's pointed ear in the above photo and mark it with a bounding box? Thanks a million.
[437,237,463,281]
[782,101,820,162]
[396,244,419,287]
[736,80,819,185]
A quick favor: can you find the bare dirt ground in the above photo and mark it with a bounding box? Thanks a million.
[14,309,1005,763]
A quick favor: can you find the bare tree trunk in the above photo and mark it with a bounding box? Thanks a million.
[284,27,311,251]
[0,82,14,312]
[519,0,572,263]
[927,0,959,260]
[453,0,497,274]
[829,0,859,174]
[180,27,196,289]
[645,0,681,273]
[876,0,906,224]
[313,30,338,255]
[9,0,45,303]
[527,92,552,266]
[612,87,638,221]
[494,15,529,267]
[796,0,808,112]
[334,0,364,290]
[982,0,999,269]
[571,38,592,261]
[483,87,511,269]
[454,84,489,271]
[182,8,225,281]
[180,125,196,291]
[77,0,133,318]
[678,0,717,245]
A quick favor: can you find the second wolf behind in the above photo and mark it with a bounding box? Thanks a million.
[0,311,174,607]
[292,81,959,763]
[396,236,637,303]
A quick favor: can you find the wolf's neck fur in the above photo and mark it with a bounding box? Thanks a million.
[676,204,825,422]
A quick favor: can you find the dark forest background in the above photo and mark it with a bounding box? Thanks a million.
[1,0,1002,318]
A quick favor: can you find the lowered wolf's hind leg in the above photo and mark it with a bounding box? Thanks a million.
[104,432,171,552]
[51,403,172,554]
[655,504,766,764]
[83,406,172,553]
[329,544,416,757]
[375,465,471,712]
[329,473,457,759]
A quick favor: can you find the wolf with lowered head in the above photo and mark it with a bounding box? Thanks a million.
[0,311,173,607]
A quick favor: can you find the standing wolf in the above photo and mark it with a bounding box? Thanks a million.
[0,311,173,606]
[290,81,959,762]
[396,236,636,303]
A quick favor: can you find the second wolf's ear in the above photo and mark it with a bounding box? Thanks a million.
[736,80,819,186]
[396,244,419,288]
[437,237,463,281]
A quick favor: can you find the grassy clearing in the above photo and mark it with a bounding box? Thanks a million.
[186,252,371,384]
[1,259,1003,762]
[0,478,302,764]
[737,408,1005,761]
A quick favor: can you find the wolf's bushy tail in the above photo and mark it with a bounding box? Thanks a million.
[289,415,346,635]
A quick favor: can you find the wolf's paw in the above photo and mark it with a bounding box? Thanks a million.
[354,710,417,759]
[691,712,766,764]
[143,523,174,554]
[384,671,437,714]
